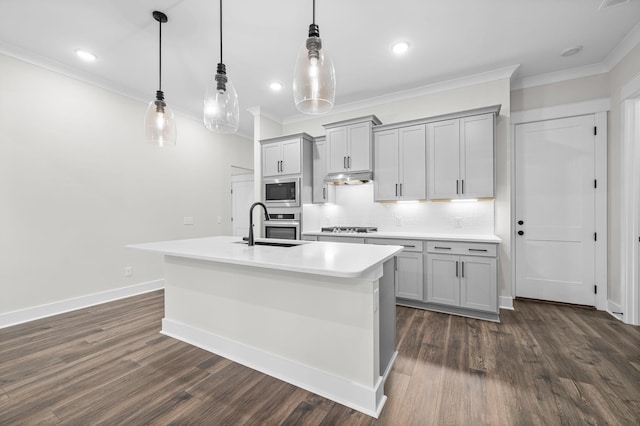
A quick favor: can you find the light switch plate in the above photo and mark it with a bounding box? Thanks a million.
[183,216,194,225]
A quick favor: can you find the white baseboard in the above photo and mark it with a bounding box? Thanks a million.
[162,318,390,418]
[607,300,625,322]
[499,296,514,310]
[0,279,164,329]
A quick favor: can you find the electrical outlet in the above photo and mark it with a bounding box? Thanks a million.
[183,216,194,225]
[124,266,133,277]
[395,216,402,226]
[454,217,462,228]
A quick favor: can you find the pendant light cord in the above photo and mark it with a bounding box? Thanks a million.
[312,0,315,24]
[158,17,162,92]
[219,0,223,64]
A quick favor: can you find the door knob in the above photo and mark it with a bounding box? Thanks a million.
[517,230,524,236]
[517,220,524,225]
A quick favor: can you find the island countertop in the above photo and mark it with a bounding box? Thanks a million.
[128,236,403,279]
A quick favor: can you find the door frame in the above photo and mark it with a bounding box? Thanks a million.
[511,99,609,311]
[620,73,640,326]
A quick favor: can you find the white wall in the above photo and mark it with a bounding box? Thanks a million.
[284,77,512,300]
[0,53,253,315]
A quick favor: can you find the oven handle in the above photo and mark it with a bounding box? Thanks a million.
[264,221,301,227]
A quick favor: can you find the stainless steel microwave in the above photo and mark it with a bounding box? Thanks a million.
[263,178,300,207]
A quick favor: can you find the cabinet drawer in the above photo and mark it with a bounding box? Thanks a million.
[365,239,423,252]
[426,241,496,257]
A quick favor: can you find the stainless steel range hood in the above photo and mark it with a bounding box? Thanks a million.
[324,171,373,185]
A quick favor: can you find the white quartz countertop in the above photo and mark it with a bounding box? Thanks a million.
[302,230,502,243]
[128,236,403,279]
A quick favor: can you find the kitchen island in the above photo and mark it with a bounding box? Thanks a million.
[128,236,402,417]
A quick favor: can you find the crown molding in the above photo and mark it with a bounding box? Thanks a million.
[246,105,282,124]
[603,21,640,70]
[511,63,609,90]
[282,65,520,126]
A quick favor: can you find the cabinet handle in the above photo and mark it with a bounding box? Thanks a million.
[348,156,351,168]
[456,261,459,277]
[323,187,326,200]
[461,261,465,278]
[456,180,459,194]
[434,246,452,250]
[400,183,403,196]
[461,179,465,194]
[402,245,415,248]
[344,156,347,169]
[395,184,398,196]
[468,248,488,252]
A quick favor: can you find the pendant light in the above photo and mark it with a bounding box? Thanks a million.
[203,0,239,133]
[144,11,177,146]
[292,0,336,115]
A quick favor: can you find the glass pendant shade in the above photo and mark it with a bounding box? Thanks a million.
[293,28,336,114]
[145,11,176,147]
[203,65,239,133]
[144,92,177,146]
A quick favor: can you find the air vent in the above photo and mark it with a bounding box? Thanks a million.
[599,0,630,10]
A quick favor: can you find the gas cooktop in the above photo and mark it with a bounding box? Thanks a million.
[321,226,378,234]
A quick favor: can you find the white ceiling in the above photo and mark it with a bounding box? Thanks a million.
[1,0,639,138]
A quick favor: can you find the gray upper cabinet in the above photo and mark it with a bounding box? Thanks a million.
[324,115,381,174]
[262,138,301,177]
[261,133,314,179]
[427,112,495,199]
[374,124,427,201]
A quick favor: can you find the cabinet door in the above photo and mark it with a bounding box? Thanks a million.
[396,252,424,300]
[428,119,461,199]
[313,140,330,203]
[399,125,427,200]
[326,127,348,174]
[374,129,399,201]
[461,114,494,198]
[347,122,372,172]
[280,139,301,175]
[426,253,460,307]
[263,143,282,177]
[460,255,497,312]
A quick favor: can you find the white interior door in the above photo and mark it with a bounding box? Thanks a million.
[515,115,596,306]
[231,174,254,237]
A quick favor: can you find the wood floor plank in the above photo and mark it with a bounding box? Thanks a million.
[0,291,639,425]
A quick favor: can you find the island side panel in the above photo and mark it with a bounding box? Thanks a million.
[162,255,379,388]
[379,258,397,375]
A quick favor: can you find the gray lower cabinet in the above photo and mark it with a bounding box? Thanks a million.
[366,239,423,300]
[425,241,498,314]
[306,234,500,321]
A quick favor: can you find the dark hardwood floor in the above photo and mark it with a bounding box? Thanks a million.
[1,290,639,425]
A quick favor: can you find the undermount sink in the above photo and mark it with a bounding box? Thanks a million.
[236,240,302,248]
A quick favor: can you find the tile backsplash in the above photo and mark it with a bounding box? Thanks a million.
[303,183,494,235]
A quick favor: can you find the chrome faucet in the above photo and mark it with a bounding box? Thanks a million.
[248,202,269,246]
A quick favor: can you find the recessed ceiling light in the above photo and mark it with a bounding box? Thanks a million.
[392,41,410,55]
[75,49,97,62]
[269,82,283,91]
[560,45,583,57]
